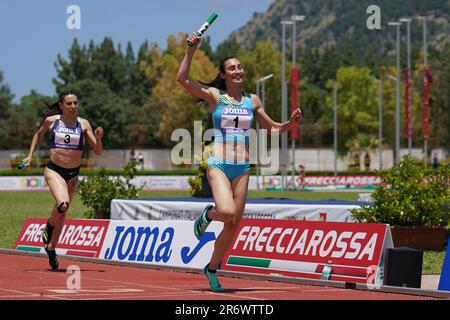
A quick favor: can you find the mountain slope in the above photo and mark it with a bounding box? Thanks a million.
[221,0,450,57]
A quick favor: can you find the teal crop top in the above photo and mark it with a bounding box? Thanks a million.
[211,92,254,144]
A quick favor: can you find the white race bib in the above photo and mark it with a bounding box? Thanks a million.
[220,114,252,130]
[54,132,80,147]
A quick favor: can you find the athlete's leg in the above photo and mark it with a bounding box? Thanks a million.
[208,171,249,270]
[201,170,249,291]
[48,176,79,250]
[44,167,71,251]
[205,167,237,223]
[193,164,238,239]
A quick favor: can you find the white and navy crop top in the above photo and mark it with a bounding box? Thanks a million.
[49,115,84,151]
[212,92,254,144]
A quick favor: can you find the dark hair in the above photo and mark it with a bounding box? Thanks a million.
[46,90,77,116]
[198,56,238,94]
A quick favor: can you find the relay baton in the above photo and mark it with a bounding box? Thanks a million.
[18,162,30,170]
[187,12,218,46]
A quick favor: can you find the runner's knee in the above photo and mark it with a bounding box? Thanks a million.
[57,201,69,214]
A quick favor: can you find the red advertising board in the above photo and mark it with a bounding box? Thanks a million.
[303,175,380,187]
[222,219,392,284]
[15,218,110,258]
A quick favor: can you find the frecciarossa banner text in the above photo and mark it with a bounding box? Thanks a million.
[222,219,392,283]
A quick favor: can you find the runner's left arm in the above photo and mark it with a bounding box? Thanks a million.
[83,119,103,155]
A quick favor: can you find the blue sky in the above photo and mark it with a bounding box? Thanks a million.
[0,0,273,102]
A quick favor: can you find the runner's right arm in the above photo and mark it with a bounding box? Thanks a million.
[177,33,218,107]
[23,116,54,164]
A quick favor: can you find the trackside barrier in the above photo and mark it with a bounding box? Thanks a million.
[15,218,222,269]
[221,219,393,284]
[0,175,379,191]
[15,218,392,286]
[110,198,362,222]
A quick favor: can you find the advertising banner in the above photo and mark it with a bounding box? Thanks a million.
[1,175,379,191]
[15,218,223,270]
[438,242,450,292]
[16,218,393,285]
[222,219,392,284]
[0,176,49,191]
[15,218,110,258]
[263,175,380,190]
[0,176,192,191]
[99,220,222,269]
[110,198,361,222]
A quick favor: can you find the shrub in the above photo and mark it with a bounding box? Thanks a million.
[77,161,143,218]
[351,155,450,227]
[188,142,212,197]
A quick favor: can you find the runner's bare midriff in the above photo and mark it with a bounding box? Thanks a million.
[49,148,82,168]
[213,141,249,163]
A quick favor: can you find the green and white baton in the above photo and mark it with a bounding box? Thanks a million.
[187,12,218,46]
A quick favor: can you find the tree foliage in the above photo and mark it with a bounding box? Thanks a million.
[66,79,130,149]
[0,71,14,149]
[1,12,449,154]
[351,155,450,227]
[142,33,217,147]
[325,66,379,154]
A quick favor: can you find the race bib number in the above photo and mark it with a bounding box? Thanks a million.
[221,114,252,130]
[54,132,80,147]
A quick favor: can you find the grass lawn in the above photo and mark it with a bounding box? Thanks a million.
[0,190,446,274]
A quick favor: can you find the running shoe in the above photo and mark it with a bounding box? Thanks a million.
[42,221,54,245]
[44,246,59,270]
[194,204,213,239]
[203,263,223,292]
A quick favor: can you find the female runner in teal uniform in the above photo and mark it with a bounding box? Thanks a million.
[177,34,302,291]
[22,91,104,270]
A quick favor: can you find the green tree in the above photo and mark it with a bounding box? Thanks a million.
[0,71,14,149]
[10,90,53,149]
[53,38,90,92]
[430,45,450,148]
[298,84,331,147]
[66,79,130,149]
[325,66,379,154]
[142,33,217,148]
[214,38,241,65]
[126,41,156,107]
[54,38,129,98]
[237,41,285,123]
[0,71,13,116]
[198,36,215,63]
[300,45,340,88]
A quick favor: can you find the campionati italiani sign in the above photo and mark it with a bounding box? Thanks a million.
[222,219,393,283]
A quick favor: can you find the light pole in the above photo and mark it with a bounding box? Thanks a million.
[256,80,260,190]
[387,74,398,167]
[388,21,401,165]
[290,15,305,190]
[255,74,274,190]
[400,18,412,156]
[418,16,429,167]
[378,78,383,169]
[333,82,338,185]
[281,20,293,190]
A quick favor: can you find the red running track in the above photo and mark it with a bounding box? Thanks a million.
[0,252,445,301]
